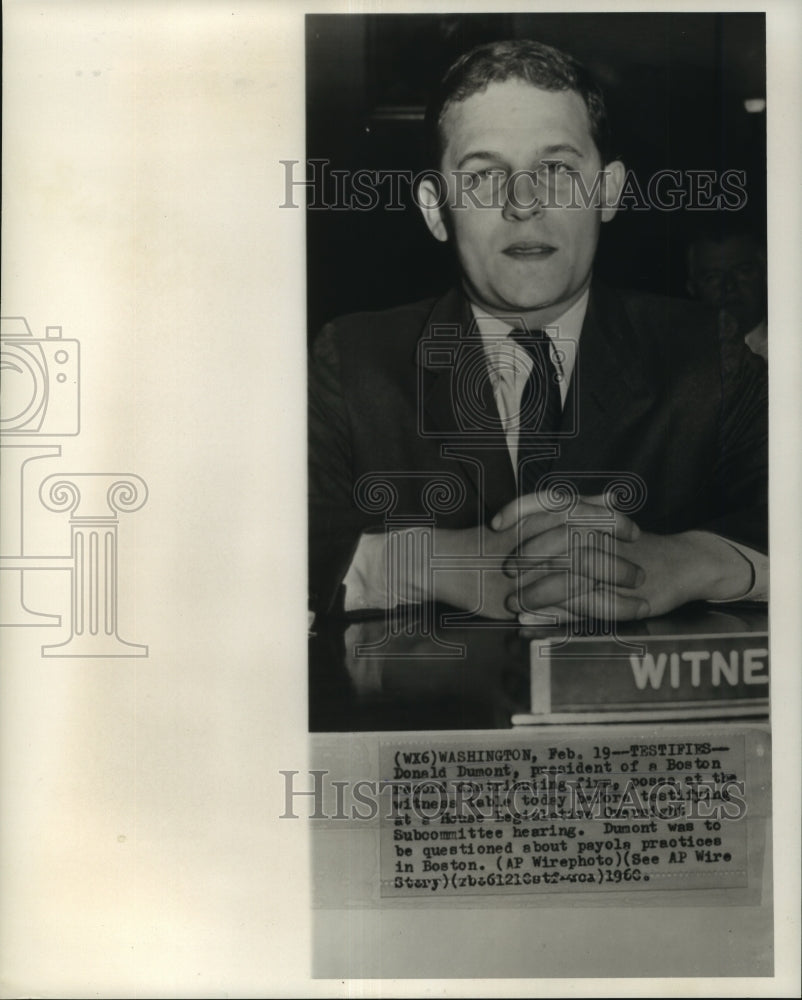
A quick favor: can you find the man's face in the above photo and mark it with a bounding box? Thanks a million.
[419,79,623,325]
[687,236,767,336]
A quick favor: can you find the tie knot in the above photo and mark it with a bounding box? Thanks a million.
[509,329,554,380]
[510,327,546,344]
[509,328,550,361]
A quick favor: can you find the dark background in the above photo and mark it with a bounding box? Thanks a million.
[306,12,766,338]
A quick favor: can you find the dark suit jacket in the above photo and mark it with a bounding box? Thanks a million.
[308,283,768,614]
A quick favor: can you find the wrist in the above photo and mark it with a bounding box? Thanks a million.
[430,526,518,619]
[672,531,753,602]
[430,526,480,608]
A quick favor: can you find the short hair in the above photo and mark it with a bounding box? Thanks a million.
[425,39,612,168]
[685,217,767,275]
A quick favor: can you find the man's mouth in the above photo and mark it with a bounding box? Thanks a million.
[502,241,557,259]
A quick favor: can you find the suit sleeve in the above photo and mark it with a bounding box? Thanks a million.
[308,325,369,615]
[696,334,768,553]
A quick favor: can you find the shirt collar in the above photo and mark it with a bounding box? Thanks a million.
[470,289,590,348]
[745,316,767,341]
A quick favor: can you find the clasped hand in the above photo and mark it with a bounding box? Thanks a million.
[434,492,749,622]
[490,491,651,623]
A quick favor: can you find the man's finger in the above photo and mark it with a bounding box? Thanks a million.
[505,526,645,583]
[493,489,638,529]
[510,504,640,546]
[517,586,651,624]
[508,571,596,614]
[518,605,582,629]
[574,546,644,588]
[507,544,644,589]
[508,570,650,616]
[562,586,652,622]
[494,498,641,541]
[502,522,567,575]
[491,492,550,530]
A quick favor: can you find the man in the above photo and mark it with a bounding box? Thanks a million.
[308,40,768,624]
[686,223,768,361]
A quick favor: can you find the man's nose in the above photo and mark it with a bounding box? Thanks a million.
[501,171,544,221]
[721,271,740,294]
[721,270,748,295]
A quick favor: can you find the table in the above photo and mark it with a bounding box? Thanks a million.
[308,601,772,978]
[309,601,769,731]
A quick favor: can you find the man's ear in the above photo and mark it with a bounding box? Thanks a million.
[600,159,626,223]
[417,175,449,243]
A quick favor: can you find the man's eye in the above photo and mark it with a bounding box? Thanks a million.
[473,168,506,182]
[543,161,571,175]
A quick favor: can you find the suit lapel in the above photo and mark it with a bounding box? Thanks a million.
[414,284,654,512]
[416,290,517,518]
[555,284,652,475]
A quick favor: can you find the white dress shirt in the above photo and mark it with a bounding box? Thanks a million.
[470,294,583,475]
[744,317,768,361]
[342,292,767,611]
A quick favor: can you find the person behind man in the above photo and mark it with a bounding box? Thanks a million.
[308,39,768,624]
[686,221,768,361]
